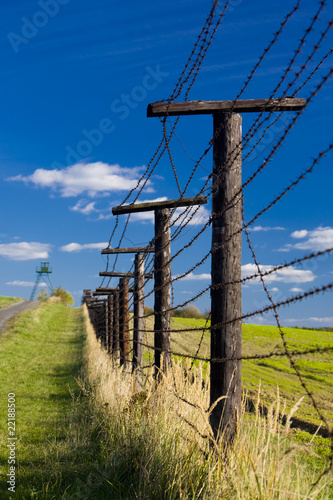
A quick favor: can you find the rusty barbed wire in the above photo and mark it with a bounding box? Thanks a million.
[85,1,333,470]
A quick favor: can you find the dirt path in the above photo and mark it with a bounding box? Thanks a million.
[0,301,39,333]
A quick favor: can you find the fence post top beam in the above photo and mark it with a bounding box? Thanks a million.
[101,246,155,255]
[112,195,208,216]
[99,271,153,278]
[147,98,306,117]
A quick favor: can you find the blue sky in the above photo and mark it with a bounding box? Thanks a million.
[1,0,332,327]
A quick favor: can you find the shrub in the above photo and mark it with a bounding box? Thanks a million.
[37,289,49,302]
[172,305,204,319]
[52,287,74,306]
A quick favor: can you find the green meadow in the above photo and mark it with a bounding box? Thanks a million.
[144,316,333,426]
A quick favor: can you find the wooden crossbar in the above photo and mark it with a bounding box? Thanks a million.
[147,98,306,117]
[112,195,208,215]
[95,287,119,292]
[99,271,153,278]
[101,246,155,254]
[93,290,133,295]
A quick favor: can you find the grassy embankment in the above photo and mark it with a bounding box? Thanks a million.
[0,302,332,498]
[0,296,23,309]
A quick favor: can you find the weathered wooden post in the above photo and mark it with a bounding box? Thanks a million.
[104,298,109,350]
[133,252,145,383]
[108,294,114,354]
[154,208,171,374]
[101,246,155,371]
[99,269,151,369]
[112,196,207,375]
[119,278,130,368]
[210,111,242,442]
[147,97,306,440]
[113,289,120,363]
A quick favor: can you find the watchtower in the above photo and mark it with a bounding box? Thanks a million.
[30,261,54,300]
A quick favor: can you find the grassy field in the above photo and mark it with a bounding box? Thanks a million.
[0,296,23,309]
[0,301,99,498]
[142,316,333,430]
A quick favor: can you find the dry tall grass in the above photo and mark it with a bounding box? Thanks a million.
[80,306,331,499]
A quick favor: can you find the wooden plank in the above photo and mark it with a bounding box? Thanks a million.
[101,246,155,254]
[112,195,208,215]
[99,271,152,278]
[147,98,306,117]
[210,112,242,443]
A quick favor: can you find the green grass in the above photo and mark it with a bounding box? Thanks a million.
[0,302,102,499]
[78,310,332,499]
[160,318,333,427]
[0,296,23,309]
[0,305,331,498]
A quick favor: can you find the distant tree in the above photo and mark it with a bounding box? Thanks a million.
[172,305,204,319]
[37,289,49,302]
[52,287,74,306]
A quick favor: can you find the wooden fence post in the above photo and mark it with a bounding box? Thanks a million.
[154,208,171,374]
[112,197,207,376]
[107,294,114,354]
[210,111,242,442]
[133,252,145,384]
[147,97,306,441]
[119,278,130,368]
[113,289,120,364]
[104,298,109,350]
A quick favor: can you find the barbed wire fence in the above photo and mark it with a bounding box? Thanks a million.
[83,0,333,481]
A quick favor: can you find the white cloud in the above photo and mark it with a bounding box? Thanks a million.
[271,287,279,292]
[70,200,98,215]
[308,317,333,323]
[281,226,333,252]
[6,281,47,287]
[0,242,51,261]
[250,226,285,232]
[289,287,304,293]
[174,205,210,227]
[285,317,333,325]
[7,162,149,198]
[129,197,210,226]
[176,272,211,281]
[291,229,308,239]
[59,242,108,252]
[242,263,315,283]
